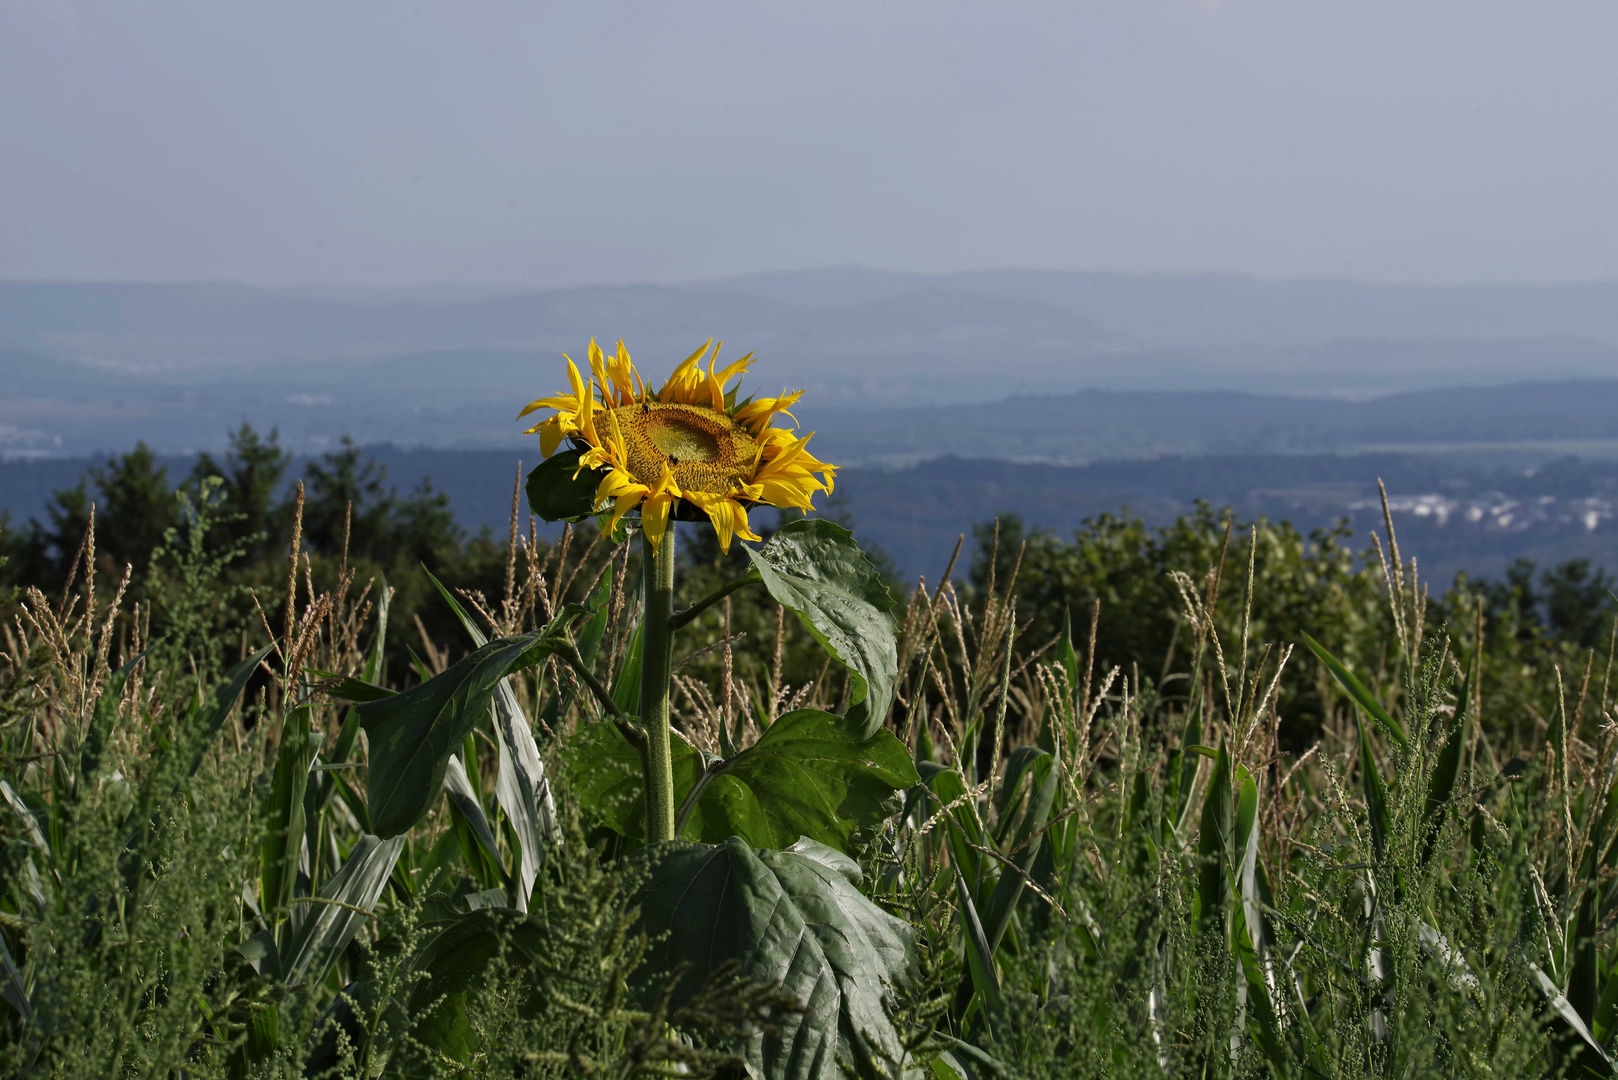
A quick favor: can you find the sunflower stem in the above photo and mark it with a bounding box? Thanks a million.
[639,525,679,844]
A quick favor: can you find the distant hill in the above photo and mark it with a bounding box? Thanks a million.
[6,269,1618,457]
[806,378,1618,465]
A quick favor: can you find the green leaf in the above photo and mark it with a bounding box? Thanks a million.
[442,754,504,875]
[316,674,395,703]
[568,708,918,854]
[981,748,1057,952]
[633,836,918,1080]
[425,566,555,909]
[279,834,405,984]
[524,449,604,522]
[1166,697,1203,841]
[1421,686,1470,868]
[922,764,992,904]
[680,708,921,853]
[356,608,584,838]
[1532,962,1616,1074]
[611,618,644,716]
[1354,709,1392,866]
[745,519,898,739]
[1302,632,1409,749]
[0,930,30,1023]
[1196,740,1233,938]
[1055,608,1080,697]
[81,653,144,786]
[260,708,318,919]
[574,568,613,671]
[954,863,1004,1032]
[561,721,704,844]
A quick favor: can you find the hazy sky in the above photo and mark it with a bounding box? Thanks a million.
[4,1,1617,287]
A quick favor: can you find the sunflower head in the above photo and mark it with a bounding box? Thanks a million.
[518,339,837,552]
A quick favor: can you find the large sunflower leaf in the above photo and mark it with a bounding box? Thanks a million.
[524,448,604,523]
[560,720,704,843]
[634,837,918,1080]
[357,607,585,838]
[745,519,898,739]
[566,709,918,854]
[682,708,920,853]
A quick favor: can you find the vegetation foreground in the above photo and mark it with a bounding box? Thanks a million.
[6,347,1618,1078]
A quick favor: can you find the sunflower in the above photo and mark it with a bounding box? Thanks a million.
[518,339,837,553]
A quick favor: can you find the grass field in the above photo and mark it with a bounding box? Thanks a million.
[3,464,1618,1078]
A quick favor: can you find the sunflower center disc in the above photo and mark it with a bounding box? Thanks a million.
[609,402,758,493]
[646,412,720,462]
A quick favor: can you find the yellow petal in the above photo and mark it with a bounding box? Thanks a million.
[607,491,644,535]
[658,339,712,401]
[714,352,754,390]
[642,492,673,550]
[596,467,648,503]
[537,417,565,457]
[564,356,587,404]
[588,339,611,405]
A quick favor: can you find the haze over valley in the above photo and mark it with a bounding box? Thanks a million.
[5,269,1618,462]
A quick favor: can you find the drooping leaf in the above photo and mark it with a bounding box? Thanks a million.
[357,608,585,839]
[1302,632,1409,749]
[0,928,30,1022]
[442,754,504,875]
[633,836,918,1080]
[1532,962,1616,1073]
[745,519,898,739]
[425,567,556,910]
[525,448,605,523]
[279,834,405,983]
[680,708,921,853]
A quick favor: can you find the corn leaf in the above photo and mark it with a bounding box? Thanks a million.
[1354,708,1392,866]
[1196,741,1233,938]
[279,833,405,983]
[981,748,1058,952]
[260,707,318,919]
[424,567,555,908]
[357,608,584,839]
[1302,632,1409,749]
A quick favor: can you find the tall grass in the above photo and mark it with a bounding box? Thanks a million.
[2,477,1616,1077]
